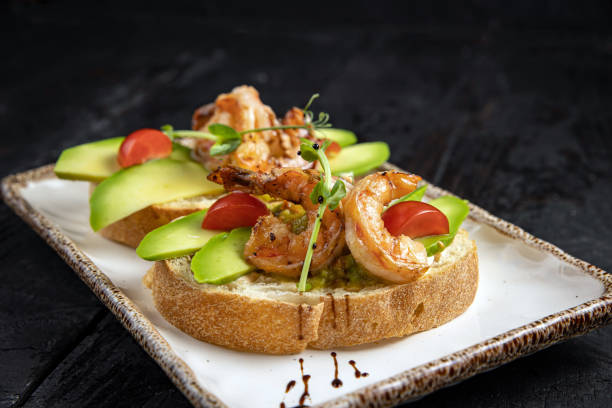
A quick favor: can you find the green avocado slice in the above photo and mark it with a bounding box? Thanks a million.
[54,137,192,182]
[329,142,390,176]
[136,210,219,261]
[191,227,254,284]
[314,128,357,147]
[90,158,223,231]
[54,137,124,182]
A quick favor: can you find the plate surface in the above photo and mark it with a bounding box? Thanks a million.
[3,165,611,408]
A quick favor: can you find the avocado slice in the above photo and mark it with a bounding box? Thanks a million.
[136,210,219,261]
[329,142,390,176]
[315,128,357,147]
[54,137,123,182]
[191,227,254,284]
[90,158,223,231]
[54,137,192,182]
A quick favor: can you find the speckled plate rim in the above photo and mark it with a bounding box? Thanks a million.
[2,163,611,408]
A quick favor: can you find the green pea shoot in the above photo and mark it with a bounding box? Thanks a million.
[160,93,332,156]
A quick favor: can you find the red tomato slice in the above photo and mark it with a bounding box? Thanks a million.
[202,192,270,230]
[382,201,449,238]
[117,128,173,168]
[325,141,342,158]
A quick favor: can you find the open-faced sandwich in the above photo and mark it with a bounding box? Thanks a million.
[53,86,388,247]
[133,92,478,354]
[53,86,476,354]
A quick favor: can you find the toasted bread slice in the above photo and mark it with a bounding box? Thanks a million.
[98,195,218,248]
[143,230,478,354]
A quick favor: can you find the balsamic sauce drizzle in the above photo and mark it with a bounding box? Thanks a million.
[298,358,311,406]
[299,374,311,405]
[280,353,370,407]
[344,295,350,327]
[327,293,337,329]
[330,352,343,388]
[285,380,296,393]
[279,379,296,408]
[349,360,369,378]
[297,305,304,340]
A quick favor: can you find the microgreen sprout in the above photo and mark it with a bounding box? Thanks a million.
[161,124,217,141]
[160,93,332,157]
[297,138,347,292]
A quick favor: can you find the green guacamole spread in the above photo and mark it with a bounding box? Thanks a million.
[271,201,309,235]
[308,255,381,291]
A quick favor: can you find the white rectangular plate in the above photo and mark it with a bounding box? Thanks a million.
[3,165,611,408]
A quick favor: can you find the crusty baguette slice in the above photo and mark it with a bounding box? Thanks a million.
[98,195,218,248]
[143,230,478,354]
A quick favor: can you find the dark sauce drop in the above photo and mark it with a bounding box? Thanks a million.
[299,374,311,405]
[349,360,369,378]
[285,380,296,393]
[330,352,343,388]
[293,358,311,406]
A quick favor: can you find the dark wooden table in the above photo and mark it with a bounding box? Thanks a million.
[2,3,611,407]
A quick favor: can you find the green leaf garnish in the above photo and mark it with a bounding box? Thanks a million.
[209,123,241,140]
[327,180,346,211]
[206,123,242,156]
[299,141,319,162]
[309,180,327,205]
[210,138,242,156]
[160,124,175,140]
[385,185,428,211]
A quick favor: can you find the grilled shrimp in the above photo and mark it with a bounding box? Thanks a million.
[344,171,429,283]
[208,166,346,277]
[193,86,312,171]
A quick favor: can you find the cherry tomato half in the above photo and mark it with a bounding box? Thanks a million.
[382,201,449,238]
[325,141,342,158]
[202,192,270,230]
[117,128,173,168]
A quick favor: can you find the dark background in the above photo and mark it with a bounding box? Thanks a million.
[1,1,611,407]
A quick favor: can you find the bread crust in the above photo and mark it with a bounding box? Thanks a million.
[99,204,200,248]
[144,232,478,354]
[311,238,478,349]
[144,262,325,354]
